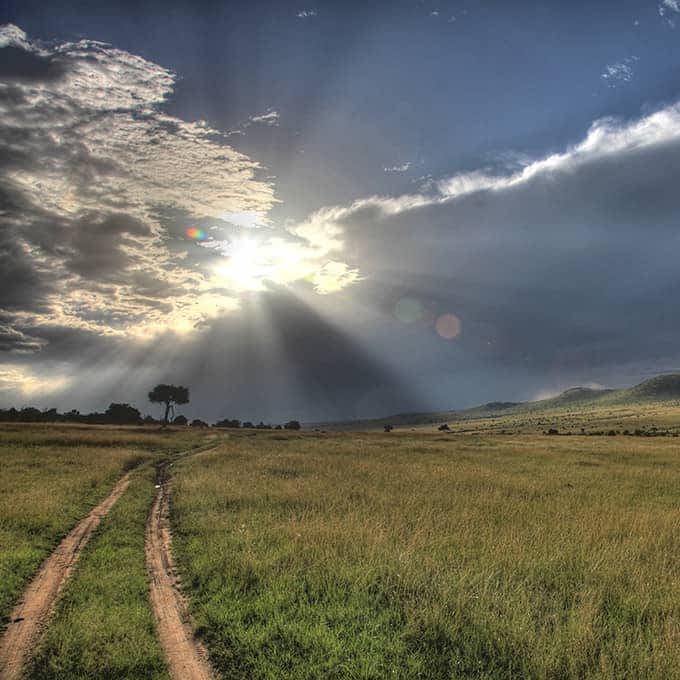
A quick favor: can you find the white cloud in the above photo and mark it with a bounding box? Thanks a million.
[249,109,280,126]
[311,261,362,294]
[601,56,638,87]
[218,210,268,228]
[228,109,280,135]
[297,9,318,18]
[291,101,680,262]
[659,0,680,25]
[384,162,411,173]
[0,25,289,342]
[0,23,363,346]
[0,24,31,49]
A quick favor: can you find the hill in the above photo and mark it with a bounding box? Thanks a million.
[323,374,680,431]
[625,374,680,400]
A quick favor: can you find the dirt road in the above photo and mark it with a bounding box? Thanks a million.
[0,473,130,680]
[146,459,215,680]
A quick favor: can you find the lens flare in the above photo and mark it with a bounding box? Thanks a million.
[436,313,461,339]
[395,297,424,323]
[186,227,206,241]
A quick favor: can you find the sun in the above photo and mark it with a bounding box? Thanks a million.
[212,237,271,291]
[205,233,359,297]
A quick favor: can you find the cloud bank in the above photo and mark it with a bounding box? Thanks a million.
[0,24,278,343]
[0,25,358,360]
[4,23,680,419]
[287,99,680,401]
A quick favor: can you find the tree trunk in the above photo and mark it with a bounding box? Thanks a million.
[164,401,171,424]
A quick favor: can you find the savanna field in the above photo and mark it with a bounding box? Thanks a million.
[2,421,680,679]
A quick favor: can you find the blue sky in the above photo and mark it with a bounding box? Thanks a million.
[2,0,680,420]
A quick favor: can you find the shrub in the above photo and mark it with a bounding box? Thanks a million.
[214,418,240,428]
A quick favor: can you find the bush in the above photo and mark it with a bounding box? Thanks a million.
[284,420,301,431]
[105,403,142,425]
[214,418,240,428]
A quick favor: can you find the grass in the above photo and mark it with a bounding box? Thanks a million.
[171,430,680,679]
[0,424,205,625]
[3,421,680,678]
[28,463,170,679]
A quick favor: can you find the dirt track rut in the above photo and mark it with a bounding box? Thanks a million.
[0,473,130,680]
[146,457,215,680]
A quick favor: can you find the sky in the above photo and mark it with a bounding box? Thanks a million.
[2,0,680,422]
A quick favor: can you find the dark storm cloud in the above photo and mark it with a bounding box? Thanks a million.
[0,240,55,311]
[0,46,67,82]
[291,105,680,396]
[0,324,45,353]
[65,213,152,280]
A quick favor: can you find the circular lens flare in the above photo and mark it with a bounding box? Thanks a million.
[436,313,461,339]
[395,297,424,323]
[186,227,206,241]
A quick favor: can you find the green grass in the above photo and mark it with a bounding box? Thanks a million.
[0,424,206,625]
[171,431,680,679]
[28,464,170,680]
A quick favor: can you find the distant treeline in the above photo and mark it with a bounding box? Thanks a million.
[0,404,301,430]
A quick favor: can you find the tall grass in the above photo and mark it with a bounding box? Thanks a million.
[172,432,680,679]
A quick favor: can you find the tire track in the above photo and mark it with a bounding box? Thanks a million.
[146,454,216,680]
[0,473,131,680]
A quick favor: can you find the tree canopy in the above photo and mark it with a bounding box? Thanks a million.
[148,384,189,423]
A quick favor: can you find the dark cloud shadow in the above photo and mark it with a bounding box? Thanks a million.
[0,46,66,82]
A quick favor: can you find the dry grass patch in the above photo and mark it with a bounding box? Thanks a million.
[172,431,680,679]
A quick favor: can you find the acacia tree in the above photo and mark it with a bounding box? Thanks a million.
[148,384,189,424]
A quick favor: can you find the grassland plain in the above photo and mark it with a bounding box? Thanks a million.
[28,464,170,680]
[0,424,203,626]
[172,431,680,679]
[439,402,680,436]
[351,375,680,435]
